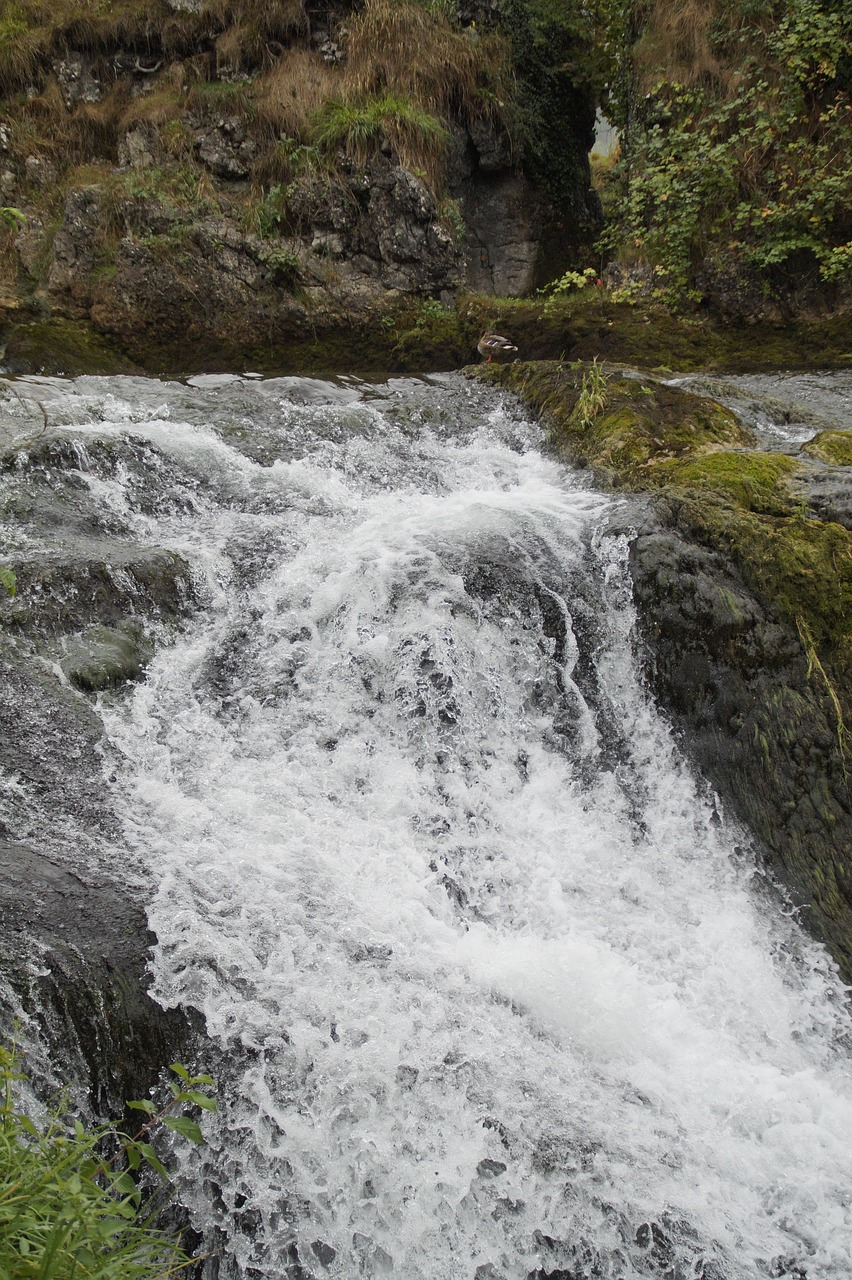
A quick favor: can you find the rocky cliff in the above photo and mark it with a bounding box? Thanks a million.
[0,0,600,365]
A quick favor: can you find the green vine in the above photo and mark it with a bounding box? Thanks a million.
[603,0,852,304]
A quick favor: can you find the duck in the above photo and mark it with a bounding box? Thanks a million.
[477,333,518,363]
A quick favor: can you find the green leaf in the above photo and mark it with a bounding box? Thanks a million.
[114,1171,138,1199]
[163,1116,203,1144]
[127,1098,157,1115]
[184,1091,217,1111]
[135,1141,169,1180]
[168,1063,190,1082]
[0,566,16,598]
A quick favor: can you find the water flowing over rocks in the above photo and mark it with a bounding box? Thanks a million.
[0,382,201,1107]
[1,369,851,1277]
[0,366,844,1274]
[474,362,852,979]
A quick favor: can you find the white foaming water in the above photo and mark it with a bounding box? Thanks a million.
[26,373,850,1279]
[658,371,852,452]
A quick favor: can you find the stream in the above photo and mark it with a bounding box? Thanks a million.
[1,370,851,1279]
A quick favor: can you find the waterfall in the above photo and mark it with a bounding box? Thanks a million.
[2,371,851,1279]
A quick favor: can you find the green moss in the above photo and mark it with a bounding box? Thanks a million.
[458,294,852,372]
[392,299,472,368]
[57,622,154,693]
[1,319,139,376]
[473,357,852,706]
[801,430,852,467]
[660,451,799,515]
[473,360,751,483]
[679,496,852,691]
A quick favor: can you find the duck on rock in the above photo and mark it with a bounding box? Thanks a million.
[477,333,518,363]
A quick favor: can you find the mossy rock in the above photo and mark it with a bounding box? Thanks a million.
[801,430,852,467]
[460,295,852,373]
[472,360,752,483]
[658,450,799,516]
[0,547,194,635]
[1,319,139,377]
[476,359,851,686]
[472,355,852,979]
[54,621,154,693]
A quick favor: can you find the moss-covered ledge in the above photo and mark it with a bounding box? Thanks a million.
[2,294,851,379]
[471,359,852,978]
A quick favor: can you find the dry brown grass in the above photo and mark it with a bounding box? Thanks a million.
[0,217,24,298]
[634,0,743,95]
[0,0,210,95]
[0,4,49,93]
[1,78,133,186]
[255,49,341,140]
[52,1,195,55]
[343,0,512,124]
[204,0,308,70]
[120,82,185,131]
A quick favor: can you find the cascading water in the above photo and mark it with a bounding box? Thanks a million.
[2,372,851,1279]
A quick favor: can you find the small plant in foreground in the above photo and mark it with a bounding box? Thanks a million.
[1,206,25,230]
[576,358,609,427]
[0,1043,216,1279]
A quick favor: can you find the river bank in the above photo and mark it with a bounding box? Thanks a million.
[472,359,852,979]
[2,295,851,378]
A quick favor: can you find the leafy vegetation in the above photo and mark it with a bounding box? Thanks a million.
[0,1044,215,1279]
[602,0,852,305]
[1,206,26,230]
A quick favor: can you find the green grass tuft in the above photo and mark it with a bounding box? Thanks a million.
[0,1043,217,1280]
[312,94,449,188]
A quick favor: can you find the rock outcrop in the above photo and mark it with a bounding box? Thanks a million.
[472,361,852,979]
[0,0,600,364]
[0,423,200,1106]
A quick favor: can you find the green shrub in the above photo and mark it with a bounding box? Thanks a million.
[0,1044,215,1279]
[604,0,852,303]
[0,207,26,230]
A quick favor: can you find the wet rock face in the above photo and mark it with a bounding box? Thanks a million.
[0,840,195,1111]
[0,430,200,1106]
[461,170,548,297]
[446,121,567,297]
[630,525,852,977]
[0,645,198,1110]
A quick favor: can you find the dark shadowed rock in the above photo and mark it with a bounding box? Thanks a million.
[0,839,196,1110]
[630,525,852,976]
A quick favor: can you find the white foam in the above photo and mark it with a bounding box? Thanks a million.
[68,373,852,1279]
